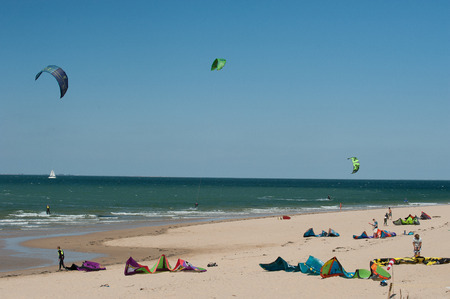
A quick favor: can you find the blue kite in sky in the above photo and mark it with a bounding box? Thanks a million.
[35,65,69,98]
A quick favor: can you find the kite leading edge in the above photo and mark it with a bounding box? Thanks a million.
[35,65,69,98]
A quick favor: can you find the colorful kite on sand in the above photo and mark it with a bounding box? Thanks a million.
[124,255,206,275]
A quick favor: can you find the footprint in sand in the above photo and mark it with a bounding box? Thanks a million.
[281,241,294,247]
[332,246,353,252]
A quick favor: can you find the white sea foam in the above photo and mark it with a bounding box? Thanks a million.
[366,205,384,209]
[11,211,50,218]
[98,216,119,219]
[299,207,323,212]
[259,197,332,202]
[408,202,438,206]
[0,219,29,225]
[316,198,332,201]
[320,205,339,210]
[245,207,303,215]
[111,211,160,216]
[0,212,109,230]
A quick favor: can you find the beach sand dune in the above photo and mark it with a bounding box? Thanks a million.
[1,205,449,298]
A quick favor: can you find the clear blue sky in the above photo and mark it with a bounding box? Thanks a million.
[1,0,449,179]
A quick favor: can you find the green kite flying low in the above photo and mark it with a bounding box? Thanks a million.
[348,157,360,174]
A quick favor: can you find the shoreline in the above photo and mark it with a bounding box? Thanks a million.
[0,203,446,278]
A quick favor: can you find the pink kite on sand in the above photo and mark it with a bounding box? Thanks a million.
[124,255,206,275]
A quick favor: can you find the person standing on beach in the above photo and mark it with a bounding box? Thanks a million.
[388,207,392,219]
[57,246,65,270]
[370,219,378,237]
[46,205,50,215]
[413,234,422,257]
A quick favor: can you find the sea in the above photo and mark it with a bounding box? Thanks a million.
[0,175,449,272]
[1,175,449,232]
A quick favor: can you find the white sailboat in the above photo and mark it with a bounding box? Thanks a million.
[48,170,56,179]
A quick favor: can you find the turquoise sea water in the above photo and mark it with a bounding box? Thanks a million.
[1,175,449,232]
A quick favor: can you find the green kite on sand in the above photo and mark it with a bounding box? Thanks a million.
[393,215,420,225]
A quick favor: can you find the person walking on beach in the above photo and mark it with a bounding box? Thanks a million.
[413,234,422,257]
[388,207,392,219]
[384,213,388,226]
[57,246,65,270]
[370,219,378,237]
[46,205,50,215]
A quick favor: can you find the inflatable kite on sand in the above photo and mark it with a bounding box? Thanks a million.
[303,228,340,237]
[420,211,431,220]
[66,261,106,271]
[259,256,303,273]
[353,229,396,239]
[393,215,420,225]
[320,257,356,278]
[373,257,450,266]
[124,255,206,275]
[259,256,389,280]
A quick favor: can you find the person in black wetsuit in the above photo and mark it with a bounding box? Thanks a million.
[57,246,65,270]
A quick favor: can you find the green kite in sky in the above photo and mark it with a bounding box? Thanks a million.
[348,157,360,174]
[211,58,226,71]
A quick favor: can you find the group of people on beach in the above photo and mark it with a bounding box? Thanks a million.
[372,208,393,228]
[369,207,422,257]
[383,207,392,225]
[370,208,392,237]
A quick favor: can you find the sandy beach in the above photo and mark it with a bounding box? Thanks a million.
[0,205,449,298]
